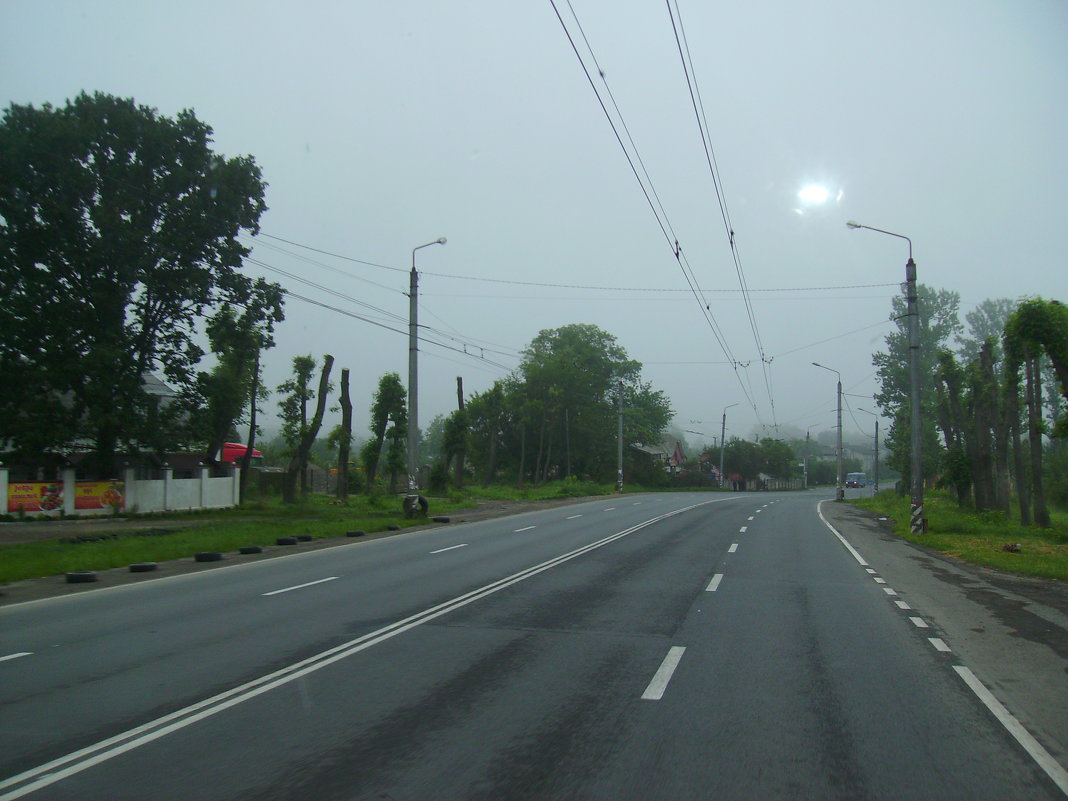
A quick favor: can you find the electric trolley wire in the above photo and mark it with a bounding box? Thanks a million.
[665,0,777,428]
[547,0,758,415]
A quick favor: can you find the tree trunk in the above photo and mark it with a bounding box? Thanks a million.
[533,418,545,486]
[517,423,526,489]
[283,355,334,504]
[1010,376,1031,527]
[1026,355,1051,527]
[239,351,260,502]
[483,432,497,487]
[337,368,352,500]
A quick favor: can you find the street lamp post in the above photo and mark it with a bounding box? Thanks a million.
[858,408,880,494]
[812,363,843,501]
[407,237,447,495]
[848,221,922,532]
[719,403,738,490]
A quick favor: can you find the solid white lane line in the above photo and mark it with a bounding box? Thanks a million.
[954,666,1068,796]
[641,646,686,701]
[909,617,929,628]
[429,544,468,554]
[895,600,912,610]
[728,544,738,553]
[0,498,735,801]
[739,526,748,533]
[514,525,536,533]
[262,577,340,596]
[706,573,724,592]
[873,577,887,584]
[928,637,951,652]
[882,587,898,596]
[0,652,32,663]
[815,500,869,566]
[566,514,583,520]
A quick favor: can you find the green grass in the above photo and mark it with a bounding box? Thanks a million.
[0,480,626,583]
[854,490,1068,581]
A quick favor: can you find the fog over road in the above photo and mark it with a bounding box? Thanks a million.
[1,492,1065,800]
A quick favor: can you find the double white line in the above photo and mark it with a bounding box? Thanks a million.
[0,498,724,800]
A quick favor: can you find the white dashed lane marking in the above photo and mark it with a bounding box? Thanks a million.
[909,617,929,629]
[0,652,32,663]
[642,646,686,701]
[728,543,738,553]
[429,544,468,555]
[929,638,952,652]
[514,526,536,533]
[705,574,724,592]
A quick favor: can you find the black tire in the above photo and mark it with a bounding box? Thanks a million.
[296,534,313,542]
[66,571,98,583]
[387,524,401,531]
[432,516,451,524]
[129,562,158,573]
[346,530,365,537]
[275,537,298,546]
[194,551,223,562]
[239,546,263,554]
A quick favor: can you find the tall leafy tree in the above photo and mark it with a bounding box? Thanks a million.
[282,355,333,504]
[873,284,962,491]
[0,92,272,473]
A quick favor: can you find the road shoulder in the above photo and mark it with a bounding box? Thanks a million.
[820,500,1068,771]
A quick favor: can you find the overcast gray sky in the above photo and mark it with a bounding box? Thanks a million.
[3,1,1066,451]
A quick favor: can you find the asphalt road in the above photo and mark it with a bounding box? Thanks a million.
[1,491,1065,800]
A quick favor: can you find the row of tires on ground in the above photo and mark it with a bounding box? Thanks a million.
[63,516,452,584]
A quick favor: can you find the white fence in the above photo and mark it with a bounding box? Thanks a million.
[1,466,240,517]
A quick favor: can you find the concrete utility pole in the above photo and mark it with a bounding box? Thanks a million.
[813,363,843,501]
[407,237,446,494]
[616,380,624,492]
[848,222,922,531]
[719,403,737,490]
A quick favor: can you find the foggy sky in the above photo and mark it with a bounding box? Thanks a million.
[3,1,1066,453]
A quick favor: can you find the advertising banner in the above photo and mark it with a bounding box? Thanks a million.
[7,482,63,513]
[74,481,125,511]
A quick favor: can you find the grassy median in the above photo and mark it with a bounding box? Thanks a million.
[0,480,619,583]
[853,490,1068,581]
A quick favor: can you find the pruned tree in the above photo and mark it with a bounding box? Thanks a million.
[365,373,407,485]
[282,355,333,504]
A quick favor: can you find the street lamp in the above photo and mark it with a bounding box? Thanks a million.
[812,363,843,501]
[407,237,447,495]
[858,408,880,494]
[848,220,922,532]
[719,403,738,490]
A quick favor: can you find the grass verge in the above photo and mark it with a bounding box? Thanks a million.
[854,490,1068,581]
[0,480,630,583]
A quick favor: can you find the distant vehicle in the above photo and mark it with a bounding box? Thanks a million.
[845,472,867,488]
[220,442,264,466]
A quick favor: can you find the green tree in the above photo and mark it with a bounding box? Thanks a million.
[282,355,333,504]
[365,373,407,486]
[873,284,962,491]
[0,92,271,473]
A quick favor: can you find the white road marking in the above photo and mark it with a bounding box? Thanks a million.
[882,587,898,596]
[865,568,877,574]
[706,573,724,592]
[747,516,755,521]
[873,577,887,584]
[728,543,738,553]
[514,525,536,533]
[815,501,869,566]
[0,498,737,801]
[429,544,468,554]
[909,617,929,628]
[755,509,763,513]
[0,652,32,663]
[566,514,583,520]
[739,526,748,533]
[928,637,951,652]
[642,646,686,700]
[262,577,339,596]
[895,600,912,610]
[603,507,616,511]
[954,666,1068,796]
